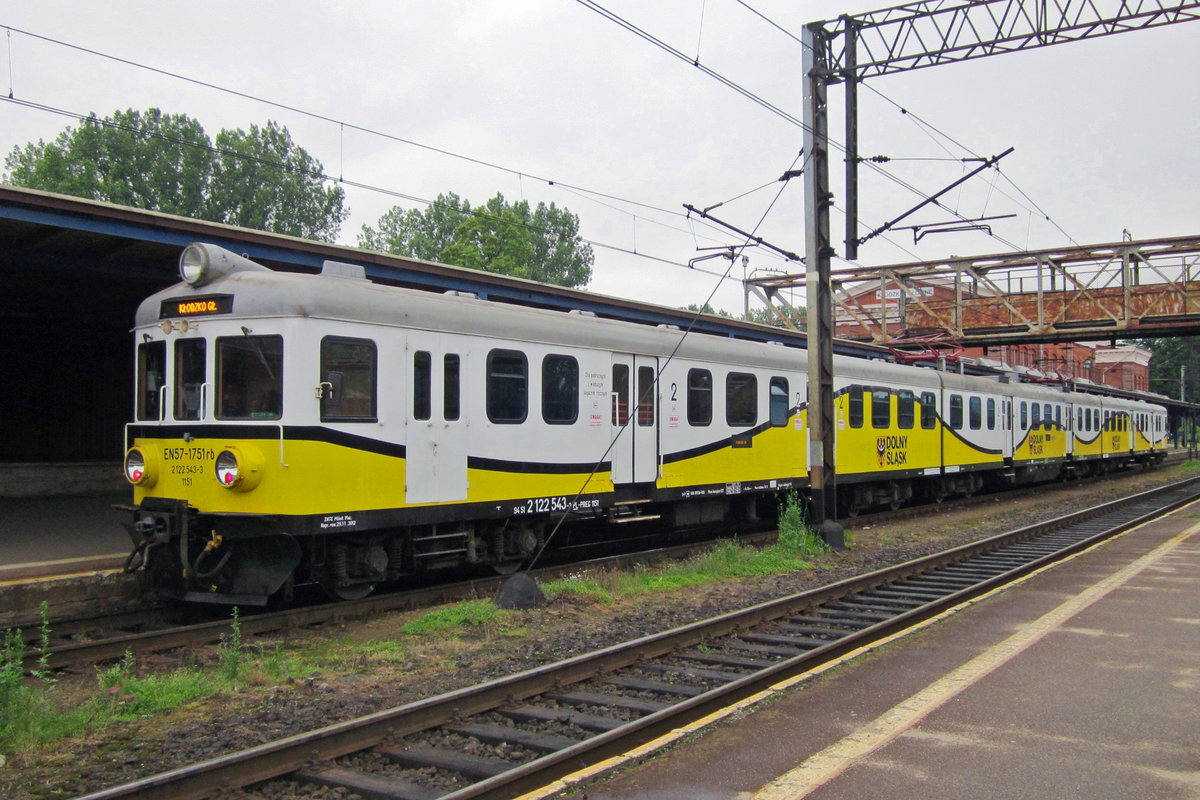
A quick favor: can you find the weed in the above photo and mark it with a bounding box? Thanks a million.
[97,650,137,692]
[0,604,57,752]
[218,606,245,683]
[541,573,615,604]
[777,491,831,557]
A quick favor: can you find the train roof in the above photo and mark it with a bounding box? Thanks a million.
[141,254,812,373]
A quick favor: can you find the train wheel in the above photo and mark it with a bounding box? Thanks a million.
[321,580,374,601]
[492,559,526,576]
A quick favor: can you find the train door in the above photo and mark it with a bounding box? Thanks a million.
[1001,396,1014,460]
[405,338,469,504]
[610,354,659,485]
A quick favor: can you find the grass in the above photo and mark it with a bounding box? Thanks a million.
[401,598,505,635]
[545,491,830,601]
[0,606,312,755]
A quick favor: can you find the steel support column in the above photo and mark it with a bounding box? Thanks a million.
[802,24,842,543]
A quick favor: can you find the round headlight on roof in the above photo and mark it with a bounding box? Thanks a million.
[179,244,210,286]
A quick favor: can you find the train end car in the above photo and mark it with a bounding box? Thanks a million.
[121,244,811,604]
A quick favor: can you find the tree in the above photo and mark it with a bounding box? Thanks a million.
[1137,336,1200,401]
[4,108,347,242]
[359,192,594,288]
[358,192,472,261]
[5,108,213,217]
[207,121,347,242]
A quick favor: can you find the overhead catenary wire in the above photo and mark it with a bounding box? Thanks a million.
[0,24,761,264]
[729,1,1083,251]
[527,148,809,573]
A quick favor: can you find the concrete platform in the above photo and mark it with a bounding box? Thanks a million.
[0,491,130,572]
[0,492,143,626]
[571,500,1200,800]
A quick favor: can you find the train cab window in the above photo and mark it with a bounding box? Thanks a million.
[174,339,207,421]
[413,351,432,421]
[137,340,166,421]
[871,390,890,429]
[769,378,789,427]
[848,385,864,428]
[727,373,757,427]
[542,355,579,425]
[217,335,283,420]
[920,392,936,429]
[687,369,712,426]
[444,354,460,421]
[321,337,376,422]
[987,398,996,430]
[897,390,915,429]
[1020,401,1028,429]
[949,394,963,429]
[637,366,655,427]
[969,396,982,430]
[487,349,528,424]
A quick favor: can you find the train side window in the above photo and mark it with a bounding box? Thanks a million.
[1055,406,1062,427]
[637,366,655,427]
[969,396,982,430]
[687,368,712,426]
[1077,407,1083,431]
[897,390,915,429]
[413,351,432,421]
[920,392,936,429]
[320,337,376,422]
[487,349,527,424]
[444,354,460,421]
[217,335,283,420]
[542,354,579,425]
[949,394,963,429]
[769,377,789,427]
[986,398,996,430]
[137,340,166,421]
[848,385,864,428]
[727,372,757,427]
[1032,403,1041,427]
[871,390,891,429]
[174,339,206,421]
[1043,403,1051,426]
[613,364,630,426]
[1020,401,1028,429]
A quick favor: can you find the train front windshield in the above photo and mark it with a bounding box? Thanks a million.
[135,334,284,422]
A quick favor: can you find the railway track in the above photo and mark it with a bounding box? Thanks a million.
[78,474,1200,800]
[18,530,778,672]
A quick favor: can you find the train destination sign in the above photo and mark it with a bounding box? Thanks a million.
[160,294,234,319]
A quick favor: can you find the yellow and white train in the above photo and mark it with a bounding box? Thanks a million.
[122,244,1168,603]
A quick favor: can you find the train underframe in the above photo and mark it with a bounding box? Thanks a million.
[124,492,773,605]
[126,452,1163,603]
[835,450,1163,517]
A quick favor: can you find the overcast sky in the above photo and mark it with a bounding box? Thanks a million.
[3,1,1197,312]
